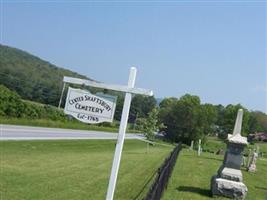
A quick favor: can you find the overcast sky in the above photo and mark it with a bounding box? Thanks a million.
[1,1,266,112]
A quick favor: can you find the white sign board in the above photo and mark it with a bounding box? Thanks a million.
[60,68,153,200]
[64,87,117,124]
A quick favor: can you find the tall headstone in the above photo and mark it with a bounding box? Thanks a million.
[241,156,246,167]
[247,149,258,172]
[246,149,252,169]
[256,145,260,155]
[198,139,201,156]
[190,140,194,151]
[211,109,248,200]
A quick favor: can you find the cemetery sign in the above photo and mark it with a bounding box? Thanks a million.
[64,87,117,124]
[59,68,153,200]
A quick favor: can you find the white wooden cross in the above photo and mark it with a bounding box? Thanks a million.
[60,67,153,200]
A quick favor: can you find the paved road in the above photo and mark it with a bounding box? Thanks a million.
[0,124,145,141]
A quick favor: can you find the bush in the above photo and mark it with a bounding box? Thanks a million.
[0,85,67,121]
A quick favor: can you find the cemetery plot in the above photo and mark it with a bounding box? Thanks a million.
[0,139,172,200]
[162,146,267,200]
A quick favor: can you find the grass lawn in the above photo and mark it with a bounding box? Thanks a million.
[203,137,267,159]
[162,148,267,200]
[0,139,172,200]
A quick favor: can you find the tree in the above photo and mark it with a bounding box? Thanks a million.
[158,97,177,131]
[0,85,67,121]
[196,103,218,138]
[159,94,206,144]
[129,95,157,123]
[0,84,22,117]
[249,111,267,133]
[143,108,159,141]
[248,113,262,133]
[220,104,250,137]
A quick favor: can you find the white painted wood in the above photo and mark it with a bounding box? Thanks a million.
[63,76,153,96]
[64,87,117,124]
[58,82,66,108]
[60,67,152,200]
[106,67,136,200]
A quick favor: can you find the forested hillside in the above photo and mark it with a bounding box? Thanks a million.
[0,44,90,106]
[0,44,157,122]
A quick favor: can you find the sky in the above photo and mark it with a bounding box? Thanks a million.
[1,1,266,113]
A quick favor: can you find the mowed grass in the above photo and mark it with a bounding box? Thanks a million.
[203,137,267,159]
[163,148,267,200]
[0,140,172,200]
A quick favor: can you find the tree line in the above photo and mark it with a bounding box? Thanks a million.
[154,94,267,144]
[1,84,266,145]
[1,44,266,144]
[0,84,156,125]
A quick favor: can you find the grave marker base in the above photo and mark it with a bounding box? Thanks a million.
[211,176,248,200]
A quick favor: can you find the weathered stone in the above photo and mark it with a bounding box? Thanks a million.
[198,139,201,156]
[241,156,247,167]
[190,140,194,150]
[211,177,248,200]
[216,149,225,155]
[247,151,258,172]
[211,109,248,199]
[223,152,243,169]
[219,167,243,182]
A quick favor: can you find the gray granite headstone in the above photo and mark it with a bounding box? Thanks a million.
[211,109,248,200]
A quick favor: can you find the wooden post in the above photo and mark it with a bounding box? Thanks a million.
[106,67,136,200]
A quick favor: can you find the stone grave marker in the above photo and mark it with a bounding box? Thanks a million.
[211,109,248,200]
[198,139,201,156]
[190,140,194,151]
[247,149,258,172]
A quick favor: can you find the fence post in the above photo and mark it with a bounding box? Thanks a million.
[145,143,182,200]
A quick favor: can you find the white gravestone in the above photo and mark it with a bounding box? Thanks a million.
[198,139,201,156]
[190,140,194,150]
[211,109,248,200]
[247,150,258,172]
[246,149,252,169]
[241,156,246,167]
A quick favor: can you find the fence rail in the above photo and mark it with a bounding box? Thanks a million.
[145,142,182,200]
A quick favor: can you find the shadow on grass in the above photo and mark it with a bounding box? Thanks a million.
[200,155,223,162]
[255,186,267,190]
[183,154,222,162]
[132,168,158,200]
[125,151,148,155]
[176,186,211,197]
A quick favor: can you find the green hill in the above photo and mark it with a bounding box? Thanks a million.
[0,44,91,106]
